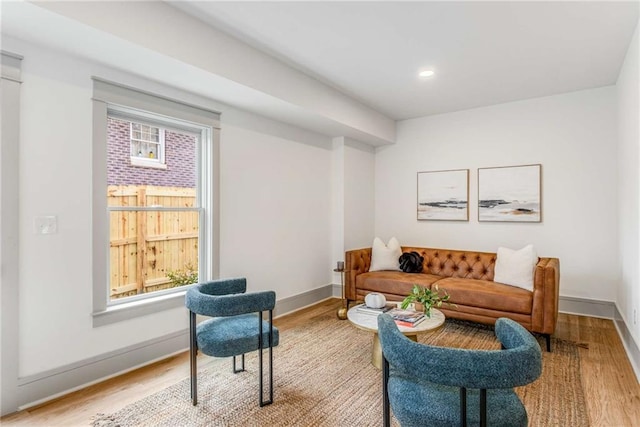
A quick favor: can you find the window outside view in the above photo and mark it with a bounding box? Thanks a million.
[107,116,200,301]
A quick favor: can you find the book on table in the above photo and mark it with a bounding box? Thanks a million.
[394,316,427,328]
[355,303,397,315]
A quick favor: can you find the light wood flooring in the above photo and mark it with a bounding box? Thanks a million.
[2,298,640,426]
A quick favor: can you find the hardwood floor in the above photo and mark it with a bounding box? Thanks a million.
[2,298,639,426]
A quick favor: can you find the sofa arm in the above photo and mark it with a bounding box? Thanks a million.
[345,248,372,301]
[531,257,560,334]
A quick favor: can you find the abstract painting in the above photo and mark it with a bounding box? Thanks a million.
[478,164,541,222]
[417,169,469,221]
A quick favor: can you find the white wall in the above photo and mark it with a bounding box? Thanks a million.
[8,37,334,379]
[617,19,640,347]
[343,138,375,250]
[219,111,332,295]
[375,87,618,302]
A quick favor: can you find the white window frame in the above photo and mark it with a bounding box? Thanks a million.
[129,121,167,169]
[92,78,220,326]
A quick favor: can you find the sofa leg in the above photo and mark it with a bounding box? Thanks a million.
[544,334,551,352]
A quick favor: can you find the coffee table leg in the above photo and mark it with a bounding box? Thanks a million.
[372,333,382,369]
[372,333,418,370]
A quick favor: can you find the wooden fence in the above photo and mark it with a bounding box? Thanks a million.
[108,185,199,299]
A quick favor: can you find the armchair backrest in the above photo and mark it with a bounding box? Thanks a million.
[185,278,276,317]
[378,315,542,389]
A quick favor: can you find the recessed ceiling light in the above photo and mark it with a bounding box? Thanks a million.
[419,70,435,78]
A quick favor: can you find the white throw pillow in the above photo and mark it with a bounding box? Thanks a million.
[494,245,538,291]
[369,237,402,272]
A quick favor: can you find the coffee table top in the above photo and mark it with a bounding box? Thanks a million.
[347,304,445,335]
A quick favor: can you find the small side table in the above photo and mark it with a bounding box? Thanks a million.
[334,268,347,320]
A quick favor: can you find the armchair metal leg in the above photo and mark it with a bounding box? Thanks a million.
[383,356,390,427]
[460,387,467,427]
[233,354,245,373]
[189,311,198,406]
[258,310,274,407]
[480,388,487,427]
[268,309,274,404]
[545,334,552,352]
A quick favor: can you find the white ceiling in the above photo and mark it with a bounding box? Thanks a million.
[171,1,639,120]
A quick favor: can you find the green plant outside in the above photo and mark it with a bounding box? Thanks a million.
[166,262,198,288]
[400,284,451,317]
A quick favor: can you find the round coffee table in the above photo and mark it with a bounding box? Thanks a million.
[347,305,445,369]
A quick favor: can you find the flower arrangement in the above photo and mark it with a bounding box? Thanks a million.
[400,284,451,317]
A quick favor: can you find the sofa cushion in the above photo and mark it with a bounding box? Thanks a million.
[356,271,442,296]
[494,245,538,291]
[370,237,402,271]
[435,277,533,315]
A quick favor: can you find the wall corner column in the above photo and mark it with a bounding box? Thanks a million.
[1,50,23,416]
[331,137,346,289]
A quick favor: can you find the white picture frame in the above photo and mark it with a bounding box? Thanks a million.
[478,164,542,222]
[417,169,469,221]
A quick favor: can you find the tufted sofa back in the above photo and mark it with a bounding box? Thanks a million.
[401,247,496,281]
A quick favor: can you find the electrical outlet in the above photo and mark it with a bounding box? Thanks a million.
[34,216,57,234]
[634,308,638,325]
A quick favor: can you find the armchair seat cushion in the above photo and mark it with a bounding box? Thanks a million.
[196,314,280,358]
[388,377,527,427]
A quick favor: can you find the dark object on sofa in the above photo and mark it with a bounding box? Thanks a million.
[399,251,424,273]
[378,315,542,427]
[345,246,560,351]
[185,277,279,407]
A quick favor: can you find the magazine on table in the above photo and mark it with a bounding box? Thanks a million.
[355,303,397,315]
[387,308,425,323]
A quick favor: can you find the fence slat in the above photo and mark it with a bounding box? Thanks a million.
[110,237,137,247]
[136,188,147,294]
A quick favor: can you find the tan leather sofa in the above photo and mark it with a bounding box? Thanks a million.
[345,246,560,351]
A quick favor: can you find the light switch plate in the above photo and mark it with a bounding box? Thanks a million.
[34,216,57,234]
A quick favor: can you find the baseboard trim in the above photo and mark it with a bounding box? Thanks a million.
[14,284,334,412]
[558,295,616,319]
[614,305,640,383]
[16,329,189,411]
[332,283,342,298]
[273,284,334,318]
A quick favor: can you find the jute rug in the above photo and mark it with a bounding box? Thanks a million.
[92,312,588,426]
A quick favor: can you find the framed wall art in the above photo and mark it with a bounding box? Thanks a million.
[417,169,469,221]
[478,164,541,222]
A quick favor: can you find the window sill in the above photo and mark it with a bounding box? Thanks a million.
[92,290,187,327]
[130,158,167,169]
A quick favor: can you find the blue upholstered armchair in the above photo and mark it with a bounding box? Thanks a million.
[185,278,279,407]
[378,315,542,427]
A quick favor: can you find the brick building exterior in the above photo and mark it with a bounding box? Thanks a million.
[107,117,196,187]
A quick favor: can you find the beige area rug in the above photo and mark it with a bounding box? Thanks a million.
[92,313,588,426]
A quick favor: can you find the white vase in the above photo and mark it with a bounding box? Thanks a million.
[365,292,386,308]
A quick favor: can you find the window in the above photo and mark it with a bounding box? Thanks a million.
[92,78,220,326]
[108,108,201,302]
[130,121,166,168]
